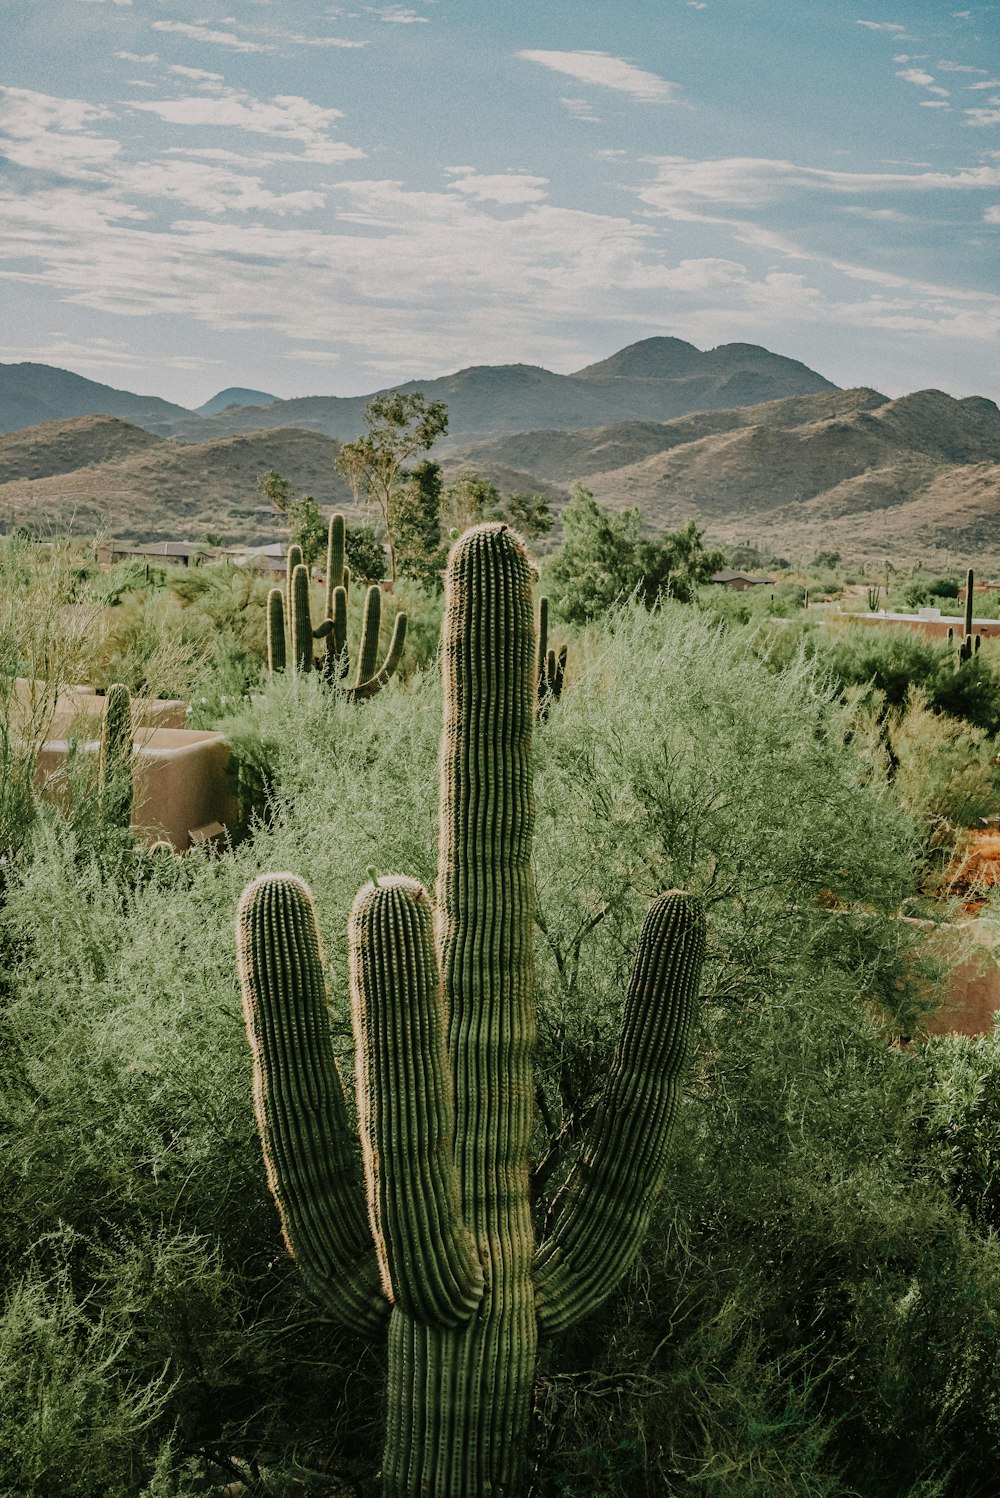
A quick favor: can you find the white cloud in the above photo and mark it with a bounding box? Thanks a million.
[984,205,1000,222]
[125,87,364,162]
[856,20,908,33]
[518,50,680,104]
[560,97,601,123]
[114,52,157,63]
[120,158,326,215]
[638,155,1000,214]
[445,169,549,204]
[0,87,122,179]
[968,79,1000,89]
[167,66,225,82]
[151,21,271,53]
[374,6,430,20]
[938,60,987,73]
[920,100,952,108]
[965,106,1000,125]
[897,68,936,85]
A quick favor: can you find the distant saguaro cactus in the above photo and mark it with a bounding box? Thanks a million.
[958,567,980,666]
[237,523,705,1496]
[98,682,133,830]
[536,593,567,717]
[265,515,406,700]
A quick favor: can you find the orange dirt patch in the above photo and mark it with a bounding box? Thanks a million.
[947,830,1000,910]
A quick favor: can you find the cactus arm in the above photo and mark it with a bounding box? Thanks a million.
[536,594,549,704]
[266,588,286,674]
[325,514,346,618]
[236,873,387,1333]
[355,585,382,688]
[322,585,350,684]
[285,543,303,604]
[289,564,313,673]
[349,875,484,1325]
[345,610,407,702]
[99,682,134,829]
[533,890,705,1335]
[554,644,567,698]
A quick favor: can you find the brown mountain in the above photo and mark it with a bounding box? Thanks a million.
[0,422,360,540]
[445,386,1000,565]
[0,336,837,445]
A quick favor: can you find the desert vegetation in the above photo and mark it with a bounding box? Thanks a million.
[3,486,1000,1496]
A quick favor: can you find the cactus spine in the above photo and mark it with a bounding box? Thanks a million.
[237,523,705,1497]
[98,682,133,829]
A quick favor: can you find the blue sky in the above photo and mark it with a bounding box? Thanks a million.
[1,0,998,406]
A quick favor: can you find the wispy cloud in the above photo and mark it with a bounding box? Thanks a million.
[560,97,601,123]
[125,86,364,163]
[444,168,549,204]
[0,86,121,179]
[518,50,680,104]
[373,6,430,21]
[965,105,1000,125]
[856,20,909,34]
[151,21,270,54]
[897,68,936,85]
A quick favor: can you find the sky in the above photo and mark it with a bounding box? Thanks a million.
[1,0,998,408]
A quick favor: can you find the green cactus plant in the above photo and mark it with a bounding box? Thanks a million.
[957,568,980,666]
[237,523,706,1497]
[535,593,567,717]
[98,682,133,830]
[266,587,286,674]
[266,516,405,700]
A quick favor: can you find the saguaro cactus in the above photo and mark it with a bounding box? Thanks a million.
[98,681,133,829]
[536,593,568,716]
[237,523,705,1497]
[266,516,406,699]
[958,567,980,666]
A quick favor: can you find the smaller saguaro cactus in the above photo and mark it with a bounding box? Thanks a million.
[957,567,980,667]
[267,516,407,701]
[98,682,134,829]
[536,594,567,717]
[266,588,286,674]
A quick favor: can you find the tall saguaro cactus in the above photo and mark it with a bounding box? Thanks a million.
[237,523,705,1497]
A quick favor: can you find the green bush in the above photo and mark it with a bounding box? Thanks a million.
[3,599,1000,1494]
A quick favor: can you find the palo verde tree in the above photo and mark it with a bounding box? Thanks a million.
[257,469,325,564]
[335,391,448,584]
[237,523,705,1496]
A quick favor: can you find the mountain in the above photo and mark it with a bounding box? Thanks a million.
[194,387,280,417]
[0,421,358,540]
[443,386,1000,564]
[0,337,838,445]
[0,363,194,436]
[155,339,837,444]
[3,345,997,563]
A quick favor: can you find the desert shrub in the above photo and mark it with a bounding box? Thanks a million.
[0,1250,183,1498]
[2,599,997,1494]
[820,627,1000,734]
[916,1032,1000,1233]
[890,689,1000,848]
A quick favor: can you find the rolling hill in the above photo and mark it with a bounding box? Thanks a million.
[0,422,360,540]
[0,343,997,563]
